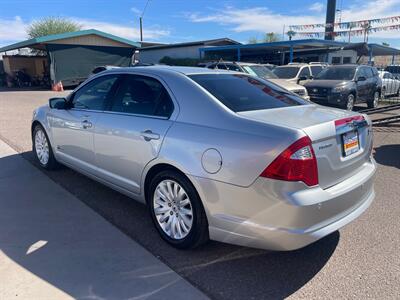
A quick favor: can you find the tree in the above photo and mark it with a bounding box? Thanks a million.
[27,17,82,38]
[248,37,259,44]
[287,30,296,41]
[264,32,280,43]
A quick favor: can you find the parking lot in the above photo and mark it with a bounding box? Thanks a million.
[0,90,399,299]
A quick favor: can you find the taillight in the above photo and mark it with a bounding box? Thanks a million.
[260,136,318,186]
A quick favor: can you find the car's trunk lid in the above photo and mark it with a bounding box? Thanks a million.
[238,105,373,189]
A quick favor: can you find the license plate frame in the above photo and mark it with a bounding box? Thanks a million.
[342,130,360,157]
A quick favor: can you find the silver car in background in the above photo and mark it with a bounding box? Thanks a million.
[378,70,400,97]
[32,66,376,250]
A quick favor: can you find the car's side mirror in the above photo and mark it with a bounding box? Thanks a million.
[356,76,366,82]
[298,76,308,83]
[49,97,68,109]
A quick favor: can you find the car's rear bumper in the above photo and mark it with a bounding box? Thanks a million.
[189,158,376,251]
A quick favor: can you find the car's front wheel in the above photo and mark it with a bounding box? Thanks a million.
[33,124,58,170]
[367,91,380,109]
[148,170,209,249]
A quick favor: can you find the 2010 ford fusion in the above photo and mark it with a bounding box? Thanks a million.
[32,66,376,250]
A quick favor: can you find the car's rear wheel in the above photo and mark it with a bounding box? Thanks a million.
[367,91,380,109]
[148,170,209,249]
[345,93,355,111]
[33,124,58,170]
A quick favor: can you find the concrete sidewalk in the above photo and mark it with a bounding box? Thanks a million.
[0,140,208,300]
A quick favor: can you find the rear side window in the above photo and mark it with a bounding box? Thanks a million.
[189,74,309,112]
[110,75,174,118]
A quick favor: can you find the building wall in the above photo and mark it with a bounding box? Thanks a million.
[46,34,132,48]
[139,45,203,63]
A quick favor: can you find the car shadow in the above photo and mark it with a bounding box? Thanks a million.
[6,150,340,300]
[374,144,400,169]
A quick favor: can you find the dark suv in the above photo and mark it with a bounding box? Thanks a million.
[303,65,382,110]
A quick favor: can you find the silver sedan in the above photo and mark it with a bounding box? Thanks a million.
[32,66,376,251]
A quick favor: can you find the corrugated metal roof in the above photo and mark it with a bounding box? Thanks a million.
[139,38,241,51]
[0,29,140,52]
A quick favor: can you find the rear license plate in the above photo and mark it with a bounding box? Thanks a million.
[342,131,360,156]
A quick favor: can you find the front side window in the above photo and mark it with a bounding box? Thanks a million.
[364,68,374,78]
[272,67,300,79]
[310,66,323,76]
[72,75,119,110]
[110,75,174,118]
[189,74,309,112]
[299,67,311,78]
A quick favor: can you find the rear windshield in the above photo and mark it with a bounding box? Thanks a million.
[189,74,308,112]
[315,67,356,80]
[273,66,300,79]
[242,65,278,79]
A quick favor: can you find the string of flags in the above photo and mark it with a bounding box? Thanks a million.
[295,24,400,38]
[289,15,400,30]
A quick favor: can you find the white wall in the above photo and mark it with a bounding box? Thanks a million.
[326,50,357,64]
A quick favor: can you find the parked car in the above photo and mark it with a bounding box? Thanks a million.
[378,71,400,98]
[272,63,327,84]
[206,61,309,99]
[303,64,382,110]
[32,66,376,251]
[384,65,400,79]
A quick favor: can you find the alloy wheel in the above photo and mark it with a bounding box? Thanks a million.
[35,129,49,165]
[153,179,193,240]
[346,94,355,111]
[373,91,379,108]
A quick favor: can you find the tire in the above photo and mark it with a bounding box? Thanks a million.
[367,91,380,109]
[148,170,209,249]
[32,124,59,170]
[344,93,355,111]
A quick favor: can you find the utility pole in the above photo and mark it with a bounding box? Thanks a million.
[139,0,150,42]
[325,0,337,40]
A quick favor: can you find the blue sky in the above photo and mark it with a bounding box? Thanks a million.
[1,0,400,47]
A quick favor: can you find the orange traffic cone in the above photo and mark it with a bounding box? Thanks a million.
[51,81,64,92]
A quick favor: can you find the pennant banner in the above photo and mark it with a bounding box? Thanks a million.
[289,15,400,31]
[293,24,400,38]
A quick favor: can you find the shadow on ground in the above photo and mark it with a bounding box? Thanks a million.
[15,151,339,299]
[374,144,400,169]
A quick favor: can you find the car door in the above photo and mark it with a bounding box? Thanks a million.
[355,67,369,101]
[93,74,175,194]
[50,74,119,172]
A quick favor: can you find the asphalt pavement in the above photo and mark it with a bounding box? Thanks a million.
[0,90,399,299]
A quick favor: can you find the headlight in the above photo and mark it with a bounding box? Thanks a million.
[332,86,347,93]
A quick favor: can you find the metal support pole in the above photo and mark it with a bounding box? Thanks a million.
[289,45,294,63]
[392,55,395,65]
[237,47,241,62]
[368,47,373,65]
[140,17,143,42]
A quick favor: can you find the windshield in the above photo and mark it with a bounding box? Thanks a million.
[315,67,356,80]
[272,67,300,79]
[189,74,308,112]
[242,65,278,79]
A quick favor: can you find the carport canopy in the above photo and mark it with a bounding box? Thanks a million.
[199,39,400,63]
[0,29,140,85]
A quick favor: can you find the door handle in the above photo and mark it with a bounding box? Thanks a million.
[141,130,160,141]
[81,120,92,129]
